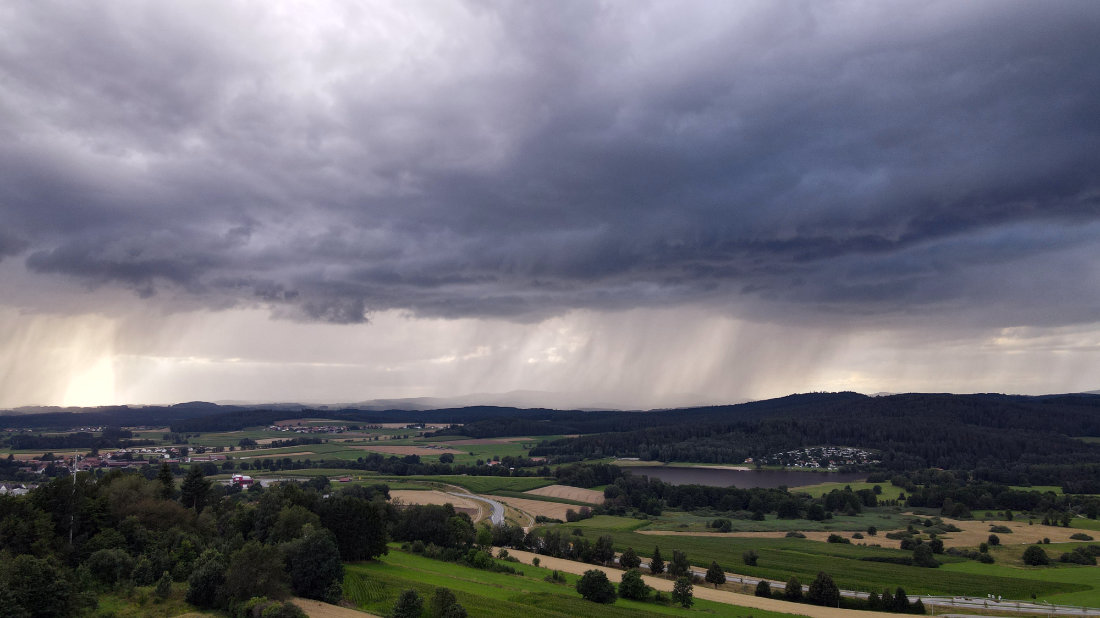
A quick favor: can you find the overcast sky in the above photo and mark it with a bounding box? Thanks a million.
[2,1,1099,409]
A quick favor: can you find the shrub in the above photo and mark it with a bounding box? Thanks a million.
[429,587,459,618]
[755,580,771,597]
[1070,533,1094,541]
[618,569,650,601]
[155,571,173,600]
[913,544,939,568]
[576,570,616,604]
[391,589,423,618]
[784,576,802,601]
[785,531,806,538]
[987,534,1001,546]
[1022,545,1050,566]
[742,550,758,566]
[619,547,641,570]
[807,572,839,607]
[826,534,850,544]
[989,525,1012,534]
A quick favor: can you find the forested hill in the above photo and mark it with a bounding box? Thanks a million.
[528,393,1100,484]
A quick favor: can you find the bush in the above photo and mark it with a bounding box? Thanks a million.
[742,550,758,566]
[988,534,1001,546]
[155,571,173,600]
[1022,545,1050,566]
[618,569,650,600]
[391,589,423,618]
[979,553,995,564]
[826,534,850,544]
[1059,547,1097,565]
[1070,533,1094,541]
[784,576,802,601]
[619,547,641,569]
[544,570,566,584]
[785,531,806,538]
[429,587,459,618]
[755,580,771,597]
[989,525,1012,534]
[913,544,939,568]
[808,572,839,607]
[576,570,616,604]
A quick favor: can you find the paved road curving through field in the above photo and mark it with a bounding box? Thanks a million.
[448,491,505,525]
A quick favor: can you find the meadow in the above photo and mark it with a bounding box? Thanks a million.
[344,548,804,618]
[554,517,1093,600]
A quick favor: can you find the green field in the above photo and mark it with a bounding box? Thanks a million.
[391,475,555,494]
[553,523,1090,599]
[345,549,804,618]
[639,509,906,534]
[942,556,1100,606]
[789,480,906,502]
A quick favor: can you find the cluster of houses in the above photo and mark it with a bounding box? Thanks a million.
[750,446,880,469]
[0,483,30,496]
[267,424,348,434]
[9,446,237,476]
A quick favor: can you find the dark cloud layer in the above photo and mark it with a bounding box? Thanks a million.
[2,1,1099,325]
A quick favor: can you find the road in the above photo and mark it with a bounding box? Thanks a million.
[449,491,505,525]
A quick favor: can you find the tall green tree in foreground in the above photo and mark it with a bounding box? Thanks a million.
[649,546,664,575]
[705,560,726,588]
[671,577,693,608]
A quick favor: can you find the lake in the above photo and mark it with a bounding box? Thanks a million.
[623,465,865,489]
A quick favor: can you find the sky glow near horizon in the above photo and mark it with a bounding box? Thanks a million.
[1,1,1099,408]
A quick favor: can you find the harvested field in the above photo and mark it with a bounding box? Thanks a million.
[350,445,464,455]
[921,517,1086,547]
[238,451,314,459]
[524,484,604,504]
[389,490,482,521]
[490,495,579,521]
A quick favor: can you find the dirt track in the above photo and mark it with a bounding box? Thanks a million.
[502,549,899,618]
[291,597,377,617]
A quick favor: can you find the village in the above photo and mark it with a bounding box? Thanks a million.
[750,445,881,469]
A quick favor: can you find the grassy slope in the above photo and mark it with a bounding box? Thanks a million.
[345,549,804,618]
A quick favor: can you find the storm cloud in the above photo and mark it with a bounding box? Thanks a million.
[2,0,1099,329]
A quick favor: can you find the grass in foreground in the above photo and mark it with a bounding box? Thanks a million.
[345,549,804,618]
[94,582,205,617]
